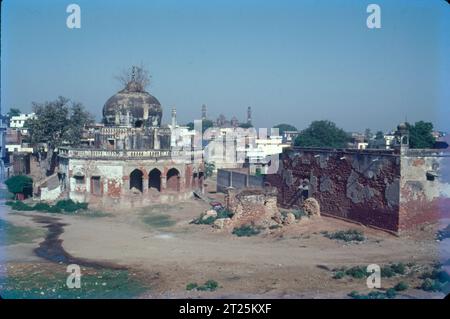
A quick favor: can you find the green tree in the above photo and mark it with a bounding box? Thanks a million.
[294,120,350,148]
[274,123,297,135]
[5,175,33,199]
[7,108,21,118]
[408,121,436,149]
[375,131,384,140]
[238,123,253,129]
[26,96,94,175]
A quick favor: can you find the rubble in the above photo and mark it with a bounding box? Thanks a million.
[302,198,321,217]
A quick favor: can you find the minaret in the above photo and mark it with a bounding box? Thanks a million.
[201,104,207,121]
[247,106,252,125]
[171,107,177,128]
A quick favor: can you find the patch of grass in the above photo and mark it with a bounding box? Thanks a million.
[78,210,112,218]
[323,229,365,242]
[0,265,149,299]
[232,224,261,237]
[6,199,88,214]
[0,219,46,246]
[381,263,407,278]
[186,280,219,292]
[419,265,450,293]
[55,199,88,212]
[142,214,176,228]
[348,289,396,299]
[333,271,345,279]
[394,281,408,291]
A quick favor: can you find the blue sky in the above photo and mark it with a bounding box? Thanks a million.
[1,0,449,132]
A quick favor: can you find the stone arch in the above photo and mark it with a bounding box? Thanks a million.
[148,168,161,192]
[130,169,144,193]
[166,168,180,192]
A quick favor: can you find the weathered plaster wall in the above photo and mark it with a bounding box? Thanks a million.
[265,148,401,232]
[399,151,450,231]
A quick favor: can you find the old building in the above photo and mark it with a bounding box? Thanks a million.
[54,74,204,207]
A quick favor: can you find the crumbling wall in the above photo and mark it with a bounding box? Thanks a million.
[225,187,279,228]
[265,148,401,232]
[399,151,450,231]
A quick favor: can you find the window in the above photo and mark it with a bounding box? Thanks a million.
[91,176,102,195]
[74,176,85,185]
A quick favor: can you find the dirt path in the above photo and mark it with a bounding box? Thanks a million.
[2,198,448,298]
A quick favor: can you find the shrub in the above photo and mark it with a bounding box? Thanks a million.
[33,202,62,213]
[232,225,261,237]
[436,224,450,241]
[333,271,345,279]
[5,175,33,197]
[216,209,233,219]
[55,199,88,212]
[389,263,407,275]
[345,266,367,279]
[7,201,34,211]
[420,278,443,292]
[186,283,198,291]
[197,280,219,291]
[348,290,396,299]
[323,229,365,242]
[394,281,408,291]
[186,280,219,292]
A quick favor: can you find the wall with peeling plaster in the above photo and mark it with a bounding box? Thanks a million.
[267,147,450,232]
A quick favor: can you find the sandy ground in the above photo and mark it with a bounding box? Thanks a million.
[1,185,449,299]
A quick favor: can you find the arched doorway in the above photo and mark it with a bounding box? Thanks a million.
[166,168,180,192]
[130,169,143,193]
[148,168,161,192]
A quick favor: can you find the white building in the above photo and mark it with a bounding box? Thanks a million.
[10,113,35,134]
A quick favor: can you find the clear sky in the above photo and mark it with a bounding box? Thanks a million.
[1,0,449,132]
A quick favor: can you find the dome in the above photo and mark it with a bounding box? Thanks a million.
[103,80,162,127]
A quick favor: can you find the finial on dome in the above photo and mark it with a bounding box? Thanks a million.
[131,66,136,82]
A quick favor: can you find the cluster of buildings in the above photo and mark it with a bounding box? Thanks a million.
[2,68,449,233]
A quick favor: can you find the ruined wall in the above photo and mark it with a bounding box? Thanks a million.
[265,148,401,232]
[399,150,450,231]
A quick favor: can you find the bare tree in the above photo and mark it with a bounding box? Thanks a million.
[115,63,151,91]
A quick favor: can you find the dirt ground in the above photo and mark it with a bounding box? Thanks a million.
[1,184,449,299]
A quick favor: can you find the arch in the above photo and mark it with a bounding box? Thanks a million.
[130,169,144,193]
[166,168,180,192]
[148,168,161,192]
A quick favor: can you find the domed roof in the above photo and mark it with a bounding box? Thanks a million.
[103,80,162,127]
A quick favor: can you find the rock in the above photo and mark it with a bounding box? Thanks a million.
[283,212,296,225]
[302,198,320,216]
[213,218,231,229]
[202,210,217,221]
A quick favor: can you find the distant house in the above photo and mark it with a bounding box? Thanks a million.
[10,112,35,135]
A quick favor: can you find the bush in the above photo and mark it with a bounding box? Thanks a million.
[216,209,233,219]
[186,280,219,292]
[186,283,198,291]
[323,229,365,242]
[34,202,62,213]
[7,201,35,211]
[348,290,396,299]
[55,199,88,212]
[394,281,408,291]
[232,225,261,237]
[333,271,345,279]
[345,266,367,279]
[420,278,443,292]
[5,175,33,197]
[436,224,450,241]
